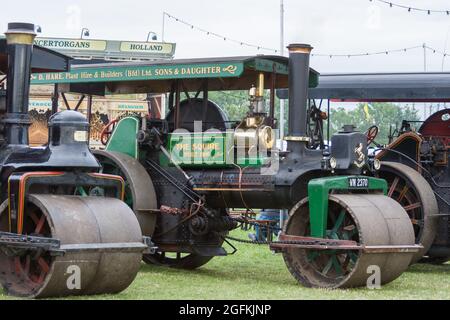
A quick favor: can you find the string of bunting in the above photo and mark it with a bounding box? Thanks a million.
[311,45,423,58]
[164,12,450,59]
[163,12,279,53]
[370,0,450,15]
[313,45,450,58]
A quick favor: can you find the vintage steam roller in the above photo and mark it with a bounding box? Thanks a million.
[41,39,424,288]
[0,23,149,298]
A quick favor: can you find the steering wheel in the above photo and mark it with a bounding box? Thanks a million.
[100,119,119,146]
[366,125,379,145]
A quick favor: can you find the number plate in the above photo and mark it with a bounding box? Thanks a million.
[348,177,369,189]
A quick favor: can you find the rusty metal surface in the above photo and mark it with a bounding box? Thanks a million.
[378,161,439,262]
[282,194,415,289]
[60,242,147,253]
[362,245,422,253]
[0,195,144,298]
[159,205,189,216]
[270,234,421,252]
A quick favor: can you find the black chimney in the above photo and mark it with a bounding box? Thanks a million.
[4,23,36,145]
[286,43,313,150]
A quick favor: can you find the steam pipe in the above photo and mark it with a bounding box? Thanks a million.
[4,23,36,145]
[286,44,313,150]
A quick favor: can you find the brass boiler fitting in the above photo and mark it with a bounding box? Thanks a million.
[254,72,265,114]
[234,72,275,152]
[235,116,275,151]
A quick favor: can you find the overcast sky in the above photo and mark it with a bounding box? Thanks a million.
[2,0,450,74]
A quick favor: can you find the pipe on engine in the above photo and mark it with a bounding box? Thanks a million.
[286,44,313,153]
[3,23,36,145]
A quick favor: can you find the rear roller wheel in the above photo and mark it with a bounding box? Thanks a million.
[283,194,415,288]
[377,162,439,262]
[94,150,224,270]
[0,195,143,298]
[142,252,213,270]
[94,150,158,236]
[419,256,450,265]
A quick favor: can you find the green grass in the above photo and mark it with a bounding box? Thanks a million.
[1,230,449,300]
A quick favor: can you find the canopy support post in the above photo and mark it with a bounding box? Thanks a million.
[202,80,209,127]
[174,80,181,129]
[270,69,276,127]
[61,93,71,110]
[327,99,330,149]
[74,95,86,111]
[87,95,93,144]
[51,84,59,115]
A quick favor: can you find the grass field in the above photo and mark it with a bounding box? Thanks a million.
[1,229,449,300]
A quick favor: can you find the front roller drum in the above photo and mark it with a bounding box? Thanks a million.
[0,195,144,298]
[283,194,415,288]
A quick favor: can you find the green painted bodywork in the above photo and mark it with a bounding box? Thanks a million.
[167,132,272,168]
[236,156,269,167]
[248,58,288,74]
[308,176,388,238]
[106,117,139,158]
[30,56,320,89]
[166,132,234,168]
[106,116,269,167]
[31,62,245,85]
[168,132,230,167]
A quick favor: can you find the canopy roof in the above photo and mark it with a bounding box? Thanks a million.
[30,55,319,96]
[0,37,71,74]
[277,72,450,103]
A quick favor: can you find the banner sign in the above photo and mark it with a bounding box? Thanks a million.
[29,99,52,109]
[31,62,244,84]
[120,42,174,55]
[28,99,148,112]
[116,103,146,111]
[33,37,176,60]
[34,38,107,52]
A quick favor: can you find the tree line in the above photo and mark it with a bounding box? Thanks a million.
[207,91,421,145]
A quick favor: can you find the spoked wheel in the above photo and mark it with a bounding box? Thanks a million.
[100,119,118,146]
[143,229,227,269]
[294,199,360,283]
[93,150,158,236]
[94,150,223,270]
[142,252,213,270]
[377,161,439,263]
[419,256,450,265]
[11,203,53,288]
[283,194,415,288]
[366,125,379,145]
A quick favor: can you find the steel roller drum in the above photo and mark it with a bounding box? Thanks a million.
[283,194,415,288]
[0,195,144,298]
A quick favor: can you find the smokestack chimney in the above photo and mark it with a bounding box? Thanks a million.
[4,23,36,145]
[286,43,313,151]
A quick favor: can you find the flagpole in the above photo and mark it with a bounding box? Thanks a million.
[279,0,285,143]
[279,0,287,230]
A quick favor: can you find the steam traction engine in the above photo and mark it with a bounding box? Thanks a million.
[0,23,148,298]
[377,109,450,264]
[85,44,421,288]
[295,71,450,265]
